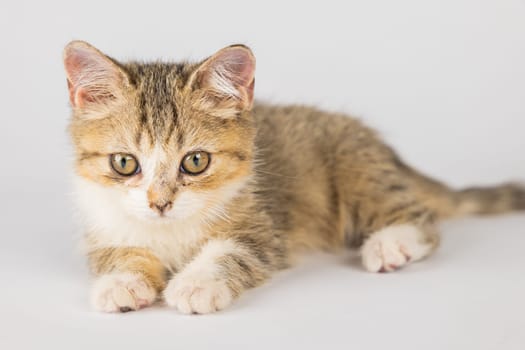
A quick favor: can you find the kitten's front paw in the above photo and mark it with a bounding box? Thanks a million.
[163,273,233,314]
[91,273,157,313]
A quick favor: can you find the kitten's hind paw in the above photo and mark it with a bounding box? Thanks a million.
[91,273,157,313]
[360,224,434,273]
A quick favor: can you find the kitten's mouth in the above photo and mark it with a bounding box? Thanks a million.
[152,212,174,220]
[134,210,176,223]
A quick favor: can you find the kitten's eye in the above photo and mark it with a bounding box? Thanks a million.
[110,153,140,176]
[181,151,210,175]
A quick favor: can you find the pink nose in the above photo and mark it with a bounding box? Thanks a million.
[149,201,172,215]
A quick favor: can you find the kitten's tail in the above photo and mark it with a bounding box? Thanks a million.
[450,183,525,217]
[401,161,525,219]
[422,181,525,219]
[394,155,524,219]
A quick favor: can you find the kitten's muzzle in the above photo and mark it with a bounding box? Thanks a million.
[147,179,177,216]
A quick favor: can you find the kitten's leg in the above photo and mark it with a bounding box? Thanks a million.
[163,239,269,314]
[360,220,439,273]
[88,247,166,312]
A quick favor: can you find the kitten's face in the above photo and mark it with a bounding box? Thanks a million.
[65,41,256,223]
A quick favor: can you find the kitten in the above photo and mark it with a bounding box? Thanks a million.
[64,41,525,314]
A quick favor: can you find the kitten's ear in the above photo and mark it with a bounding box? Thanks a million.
[63,41,130,108]
[191,45,256,111]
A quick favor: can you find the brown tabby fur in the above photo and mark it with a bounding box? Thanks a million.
[65,41,525,313]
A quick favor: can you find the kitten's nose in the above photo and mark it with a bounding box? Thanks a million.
[149,201,172,215]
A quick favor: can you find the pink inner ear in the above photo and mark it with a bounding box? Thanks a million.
[215,48,255,87]
[63,44,121,108]
[66,79,76,107]
[201,46,256,107]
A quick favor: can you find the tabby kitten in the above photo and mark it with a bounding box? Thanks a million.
[64,41,525,314]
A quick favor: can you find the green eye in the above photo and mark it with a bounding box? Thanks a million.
[181,151,210,175]
[110,153,140,176]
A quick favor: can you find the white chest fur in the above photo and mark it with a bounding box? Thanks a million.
[72,176,207,271]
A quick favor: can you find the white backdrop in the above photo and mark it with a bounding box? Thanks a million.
[1,1,524,349]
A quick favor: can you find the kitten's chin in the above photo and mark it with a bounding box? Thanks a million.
[131,211,189,224]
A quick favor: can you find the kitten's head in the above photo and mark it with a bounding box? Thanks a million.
[64,41,256,223]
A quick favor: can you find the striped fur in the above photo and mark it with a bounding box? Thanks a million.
[64,41,525,314]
